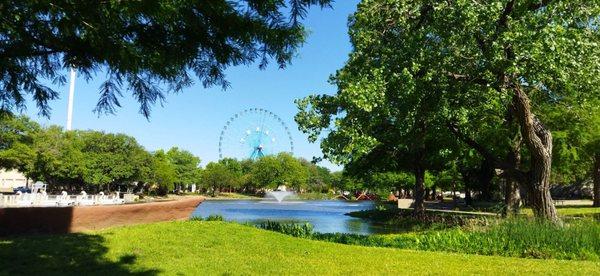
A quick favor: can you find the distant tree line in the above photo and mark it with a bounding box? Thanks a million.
[0,115,350,196]
[0,114,200,195]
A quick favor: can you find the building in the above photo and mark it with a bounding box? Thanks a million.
[0,169,28,193]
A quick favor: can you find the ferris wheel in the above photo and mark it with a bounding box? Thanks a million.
[218,108,294,160]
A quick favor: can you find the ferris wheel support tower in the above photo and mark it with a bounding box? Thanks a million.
[66,67,76,131]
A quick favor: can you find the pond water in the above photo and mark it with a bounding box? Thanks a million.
[191,200,397,235]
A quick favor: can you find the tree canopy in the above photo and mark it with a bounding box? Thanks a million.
[0,115,40,172]
[296,0,600,220]
[0,0,331,117]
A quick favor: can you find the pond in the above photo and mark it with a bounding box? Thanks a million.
[192,199,398,235]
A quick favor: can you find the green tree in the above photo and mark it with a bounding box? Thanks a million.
[370,171,414,195]
[27,127,86,191]
[0,115,40,173]
[148,150,177,195]
[79,131,148,191]
[278,153,308,191]
[540,99,600,206]
[201,162,237,196]
[166,147,202,192]
[303,162,333,193]
[251,155,283,189]
[295,1,460,215]
[249,153,307,191]
[298,0,600,221]
[218,158,244,192]
[0,0,331,117]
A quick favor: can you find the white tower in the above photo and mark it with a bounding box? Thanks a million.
[66,67,76,131]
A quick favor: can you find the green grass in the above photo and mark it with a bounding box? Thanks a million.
[520,206,600,217]
[1,221,599,275]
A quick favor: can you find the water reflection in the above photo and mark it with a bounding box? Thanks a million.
[192,200,394,235]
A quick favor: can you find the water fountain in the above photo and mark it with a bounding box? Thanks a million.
[265,185,295,203]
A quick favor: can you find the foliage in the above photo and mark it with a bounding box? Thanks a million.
[27,126,87,188]
[200,162,239,195]
[166,147,202,190]
[79,131,148,188]
[190,214,225,222]
[256,221,314,238]
[296,192,334,200]
[249,153,308,190]
[0,115,205,193]
[0,115,40,172]
[200,153,341,195]
[147,150,177,195]
[346,208,492,231]
[374,172,414,190]
[0,0,331,117]
[296,0,600,220]
[1,115,345,195]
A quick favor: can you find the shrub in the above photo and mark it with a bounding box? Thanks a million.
[256,221,314,238]
[347,209,493,232]
[205,215,224,221]
[189,215,224,222]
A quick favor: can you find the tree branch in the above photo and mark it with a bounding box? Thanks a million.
[528,0,553,11]
[511,83,551,156]
[447,121,527,182]
[445,72,490,86]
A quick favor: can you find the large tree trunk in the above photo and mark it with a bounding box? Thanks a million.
[504,137,522,216]
[512,85,558,222]
[593,153,600,207]
[412,118,427,217]
[460,170,474,206]
[413,165,426,217]
[464,188,473,206]
[478,158,495,201]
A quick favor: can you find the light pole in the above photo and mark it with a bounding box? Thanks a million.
[66,67,76,131]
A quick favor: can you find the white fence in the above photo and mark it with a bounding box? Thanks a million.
[0,192,124,208]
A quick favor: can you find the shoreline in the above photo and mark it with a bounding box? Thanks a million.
[0,196,203,235]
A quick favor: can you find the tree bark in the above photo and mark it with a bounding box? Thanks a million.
[593,153,600,207]
[464,188,472,206]
[413,165,426,217]
[512,84,558,222]
[460,171,473,206]
[504,136,522,216]
[412,118,427,217]
[478,158,495,201]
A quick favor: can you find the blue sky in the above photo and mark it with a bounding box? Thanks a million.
[23,1,361,171]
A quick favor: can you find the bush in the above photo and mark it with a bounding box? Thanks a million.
[347,209,492,232]
[190,215,224,222]
[256,221,314,238]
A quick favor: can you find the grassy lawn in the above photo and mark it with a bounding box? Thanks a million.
[1,221,599,275]
[520,206,600,217]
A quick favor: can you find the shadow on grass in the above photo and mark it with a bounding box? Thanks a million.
[0,233,160,275]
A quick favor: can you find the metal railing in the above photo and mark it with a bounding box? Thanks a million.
[0,193,125,208]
